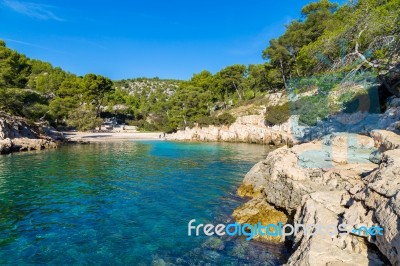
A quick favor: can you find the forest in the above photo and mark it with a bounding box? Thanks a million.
[0,0,399,132]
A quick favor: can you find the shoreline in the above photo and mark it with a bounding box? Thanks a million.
[62,131,165,142]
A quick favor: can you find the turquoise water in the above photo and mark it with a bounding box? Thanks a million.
[0,141,288,265]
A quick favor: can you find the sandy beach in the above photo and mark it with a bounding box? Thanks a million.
[63,131,165,142]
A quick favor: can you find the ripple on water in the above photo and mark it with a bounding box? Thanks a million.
[0,141,288,265]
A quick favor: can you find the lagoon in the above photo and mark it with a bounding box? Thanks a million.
[0,141,288,265]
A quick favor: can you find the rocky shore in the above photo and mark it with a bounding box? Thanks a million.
[166,114,295,146]
[235,130,400,265]
[0,111,62,155]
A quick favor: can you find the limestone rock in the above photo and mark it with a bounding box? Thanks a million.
[0,111,60,155]
[235,131,400,265]
[370,129,400,151]
[0,138,12,154]
[11,138,58,152]
[238,134,377,214]
[354,149,400,265]
[286,191,385,266]
[232,195,288,242]
[166,115,295,146]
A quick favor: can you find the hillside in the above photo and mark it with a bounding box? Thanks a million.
[0,0,399,135]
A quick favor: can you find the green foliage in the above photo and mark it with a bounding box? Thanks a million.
[197,112,236,127]
[0,46,31,88]
[292,95,328,126]
[215,112,236,126]
[214,64,247,101]
[0,88,48,118]
[66,105,102,131]
[264,102,290,126]
[1,0,399,132]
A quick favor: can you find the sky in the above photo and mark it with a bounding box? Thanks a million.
[0,0,345,80]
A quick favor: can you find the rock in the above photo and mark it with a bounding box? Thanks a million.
[0,138,12,154]
[235,131,400,265]
[238,134,377,215]
[201,237,225,251]
[11,138,58,152]
[151,259,167,266]
[286,191,385,266]
[232,195,288,242]
[166,115,295,146]
[378,96,400,132]
[0,111,39,139]
[370,129,400,151]
[354,149,400,265]
[0,111,60,154]
[369,150,382,164]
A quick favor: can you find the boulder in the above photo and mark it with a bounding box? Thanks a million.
[370,129,400,151]
[232,195,288,242]
[0,111,60,154]
[0,138,12,154]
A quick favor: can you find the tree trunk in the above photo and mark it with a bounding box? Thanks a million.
[232,81,243,101]
[279,59,288,90]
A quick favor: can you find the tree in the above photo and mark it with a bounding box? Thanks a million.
[247,64,280,97]
[214,64,247,102]
[67,105,102,131]
[0,45,31,88]
[82,74,114,118]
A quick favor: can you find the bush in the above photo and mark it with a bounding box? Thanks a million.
[265,102,290,126]
[0,88,48,120]
[291,95,328,126]
[196,112,236,127]
[67,106,102,131]
[128,119,159,132]
[215,112,236,126]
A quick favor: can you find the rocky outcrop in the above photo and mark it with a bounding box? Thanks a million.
[286,191,385,265]
[370,129,400,151]
[238,133,377,214]
[0,111,61,154]
[353,149,400,265]
[166,115,295,146]
[236,130,400,265]
[378,96,400,132]
[232,195,288,242]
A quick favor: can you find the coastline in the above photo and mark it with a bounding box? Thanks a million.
[234,130,400,265]
[62,131,164,142]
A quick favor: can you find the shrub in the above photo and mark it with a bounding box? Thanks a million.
[215,112,236,126]
[265,102,290,126]
[196,112,236,127]
[67,106,102,131]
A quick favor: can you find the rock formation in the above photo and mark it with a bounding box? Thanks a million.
[236,131,400,265]
[166,115,295,146]
[0,111,61,154]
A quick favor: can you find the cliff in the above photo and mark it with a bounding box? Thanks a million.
[235,130,400,265]
[0,111,62,154]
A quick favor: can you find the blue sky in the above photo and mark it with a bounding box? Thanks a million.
[0,0,344,80]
